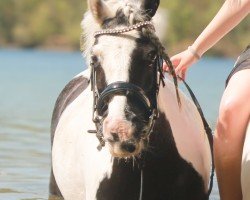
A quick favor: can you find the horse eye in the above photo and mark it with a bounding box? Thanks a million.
[147,51,157,67]
[90,55,100,68]
[147,51,157,61]
[92,55,98,62]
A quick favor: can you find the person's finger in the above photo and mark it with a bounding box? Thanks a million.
[162,62,169,71]
[175,61,185,74]
[170,54,181,68]
[170,53,181,62]
[181,70,186,80]
[163,55,181,71]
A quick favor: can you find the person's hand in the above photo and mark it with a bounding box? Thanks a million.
[163,47,200,80]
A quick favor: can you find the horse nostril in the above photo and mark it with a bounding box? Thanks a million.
[121,141,136,153]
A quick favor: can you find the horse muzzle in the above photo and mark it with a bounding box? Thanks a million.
[102,116,144,157]
[91,81,158,154]
[108,138,144,158]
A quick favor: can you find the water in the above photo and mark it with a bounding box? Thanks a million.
[0,48,235,200]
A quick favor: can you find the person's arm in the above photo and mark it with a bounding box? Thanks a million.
[192,0,250,57]
[167,0,250,79]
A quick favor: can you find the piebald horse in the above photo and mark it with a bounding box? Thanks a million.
[49,0,214,199]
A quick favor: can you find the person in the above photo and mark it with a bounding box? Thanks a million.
[163,0,250,199]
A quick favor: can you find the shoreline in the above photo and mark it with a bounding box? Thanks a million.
[0,44,80,53]
[0,44,238,59]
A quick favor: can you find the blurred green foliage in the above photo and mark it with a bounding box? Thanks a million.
[0,0,86,49]
[162,0,250,56]
[0,0,249,56]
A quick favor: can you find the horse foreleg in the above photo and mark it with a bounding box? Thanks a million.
[49,73,90,199]
[49,169,63,199]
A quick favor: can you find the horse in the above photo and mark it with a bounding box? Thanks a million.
[49,0,213,199]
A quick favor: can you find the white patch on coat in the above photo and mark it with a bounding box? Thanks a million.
[52,85,114,200]
[152,8,168,42]
[107,96,126,119]
[90,27,140,122]
[74,68,91,79]
[158,77,212,191]
[242,121,250,200]
[82,1,144,121]
[91,31,139,84]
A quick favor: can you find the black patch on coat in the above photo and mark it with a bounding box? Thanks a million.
[122,34,159,138]
[49,75,89,198]
[95,63,107,94]
[128,34,158,105]
[96,113,207,200]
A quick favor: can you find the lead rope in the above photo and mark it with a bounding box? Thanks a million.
[177,76,215,197]
[139,169,144,200]
[162,49,214,197]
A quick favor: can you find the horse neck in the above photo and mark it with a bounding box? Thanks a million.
[150,79,188,155]
[146,111,179,158]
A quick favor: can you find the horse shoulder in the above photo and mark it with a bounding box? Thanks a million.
[158,79,211,190]
[51,69,90,144]
[52,71,114,199]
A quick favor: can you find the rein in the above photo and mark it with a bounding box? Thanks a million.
[87,20,214,198]
[178,76,215,196]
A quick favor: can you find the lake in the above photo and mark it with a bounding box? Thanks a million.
[0,48,235,200]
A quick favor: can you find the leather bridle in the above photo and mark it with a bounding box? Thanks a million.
[83,20,168,200]
[88,22,165,149]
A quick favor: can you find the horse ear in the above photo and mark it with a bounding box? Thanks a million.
[88,0,112,24]
[141,0,160,18]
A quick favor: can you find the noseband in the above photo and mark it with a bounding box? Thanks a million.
[96,82,151,116]
[88,21,165,150]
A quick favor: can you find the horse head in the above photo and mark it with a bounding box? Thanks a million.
[82,0,168,158]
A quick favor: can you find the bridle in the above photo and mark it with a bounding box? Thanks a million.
[88,21,165,150]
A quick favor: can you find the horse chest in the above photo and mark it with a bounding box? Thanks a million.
[96,117,206,200]
[53,100,206,200]
[96,142,207,200]
[52,90,113,199]
[51,76,210,200]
